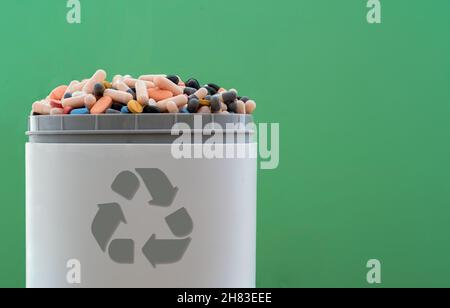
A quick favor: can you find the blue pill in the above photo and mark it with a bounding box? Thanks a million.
[180,107,189,114]
[70,108,90,115]
[121,106,130,113]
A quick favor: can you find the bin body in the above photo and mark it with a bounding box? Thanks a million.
[26,114,257,288]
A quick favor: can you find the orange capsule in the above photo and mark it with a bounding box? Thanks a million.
[91,96,113,114]
[148,88,174,102]
[49,85,68,101]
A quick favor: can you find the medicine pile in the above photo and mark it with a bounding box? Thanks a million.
[31,70,257,116]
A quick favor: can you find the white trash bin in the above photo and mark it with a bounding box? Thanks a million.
[26,114,257,288]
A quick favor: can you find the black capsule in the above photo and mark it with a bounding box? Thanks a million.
[241,96,250,103]
[228,102,238,113]
[221,91,237,104]
[143,105,161,113]
[184,87,197,96]
[63,93,72,99]
[204,86,217,95]
[204,95,212,101]
[111,102,124,111]
[207,83,220,91]
[166,75,180,85]
[188,94,199,101]
[210,96,221,113]
[93,83,105,97]
[127,89,136,100]
[186,78,201,90]
[187,98,200,113]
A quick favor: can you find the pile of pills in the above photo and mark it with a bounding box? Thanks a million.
[31,70,257,116]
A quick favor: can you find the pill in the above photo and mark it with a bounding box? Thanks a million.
[148,98,157,106]
[61,95,87,108]
[241,96,249,103]
[218,88,226,93]
[135,80,149,105]
[228,101,237,113]
[166,101,179,113]
[83,69,107,94]
[154,76,183,96]
[139,74,166,82]
[186,78,200,90]
[221,102,228,111]
[111,102,124,111]
[210,96,221,113]
[197,106,211,114]
[106,109,121,114]
[222,111,229,114]
[179,81,186,87]
[143,105,161,113]
[204,86,218,95]
[50,99,63,109]
[156,94,188,111]
[207,83,221,91]
[91,96,113,114]
[32,102,51,115]
[50,108,64,115]
[63,106,73,114]
[70,80,88,93]
[121,106,130,113]
[127,89,137,100]
[128,100,143,113]
[65,80,79,96]
[104,89,133,104]
[205,95,212,101]
[245,100,257,114]
[123,77,154,89]
[70,108,90,115]
[236,100,246,114]
[148,88,173,101]
[187,98,200,113]
[103,81,112,89]
[183,87,197,96]
[166,75,180,85]
[64,93,72,99]
[229,89,238,95]
[194,87,208,100]
[199,99,210,107]
[93,83,105,97]
[220,91,237,104]
[50,85,68,101]
[72,91,85,97]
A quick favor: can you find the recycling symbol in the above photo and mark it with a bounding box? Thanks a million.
[91,168,193,267]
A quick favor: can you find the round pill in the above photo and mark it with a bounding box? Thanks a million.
[210,96,221,113]
[245,100,257,114]
[70,108,90,115]
[128,100,143,113]
[93,83,105,97]
[186,78,200,90]
[166,75,180,85]
[183,87,197,96]
[121,106,130,113]
[143,105,161,113]
[63,93,72,99]
[187,98,200,113]
[166,101,179,113]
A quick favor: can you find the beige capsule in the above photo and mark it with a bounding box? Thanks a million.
[139,74,166,82]
[64,80,79,96]
[84,94,97,110]
[103,89,133,104]
[245,100,257,114]
[83,69,107,94]
[154,76,183,96]
[61,94,87,108]
[236,100,246,114]
[194,87,208,100]
[135,80,149,106]
[32,101,51,115]
[123,77,154,89]
[166,101,179,113]
[156,94,188,112]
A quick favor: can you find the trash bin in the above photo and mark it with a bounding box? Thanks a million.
[26,114,257,288]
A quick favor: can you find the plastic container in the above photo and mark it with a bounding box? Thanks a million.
[26,114,257,288]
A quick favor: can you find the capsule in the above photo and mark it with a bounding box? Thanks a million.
[135,80,149,106]
[210,96,222,113]
[154,76,183,96]
[148,88,173,101]
[236,100,246,114]
[104,89,134,104]
[139,74,166,82]
[84,94,97,110]
[156,94,188,112]
[166,101,179,113]
[187,98,200,113]
[186,78,201,90]
[93,83,105,97]
[62,94,88,108]
[194,87,209,100]
[50,108,64,115]
[245,100,257,114]
[83,69,107,94]
[32,102,51,115]
[50,85,68,101]
[123,77,154,89]
[220,91,237,104]
[91,96,113,114]
[143,105,161,113]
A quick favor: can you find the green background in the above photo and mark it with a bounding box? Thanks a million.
[1,0,450,288]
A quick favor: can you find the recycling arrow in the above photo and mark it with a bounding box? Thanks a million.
[136,168,179,207]
[142,234,191,268]
[91,203,127,252]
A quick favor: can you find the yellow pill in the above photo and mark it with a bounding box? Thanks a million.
[103,81,112,89]
[199,99,210,107]
[127,100,143,113]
